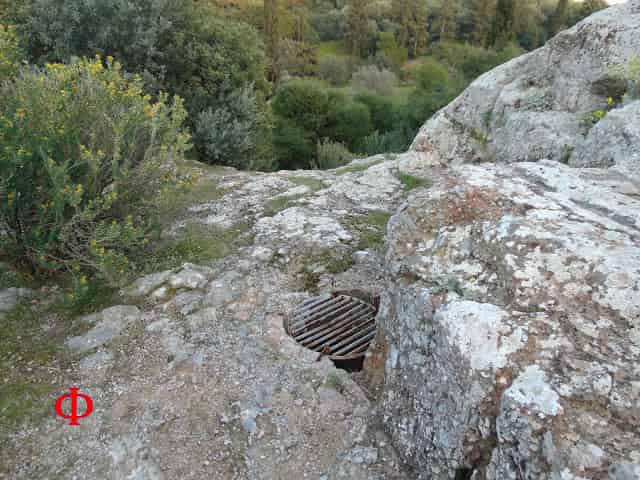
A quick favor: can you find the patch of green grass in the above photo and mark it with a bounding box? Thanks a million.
[317,40,348,60]
[399,172,432,191]
[297,249,355,293]
[336,158,385,175]
[54,278,118,320]
[156,178,231,229]
[141,222,252,273]
[347,210,392,251]
[0,379,57,429]
[324,372,344,392]
[0,261,33,290]
[560,144,574,164]
[287,176,327,192]
[0,301,73,430]
[263,195,303,217]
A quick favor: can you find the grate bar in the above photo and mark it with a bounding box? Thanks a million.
[332,329,377,356]
[304,313,375,350]
[295,303,369,343]
[290,302,356,337]
[289,296,352,333]
[287,292,379,360]
[318,318,375,352]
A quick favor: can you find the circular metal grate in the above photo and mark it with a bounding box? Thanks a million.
[285,291,378,360]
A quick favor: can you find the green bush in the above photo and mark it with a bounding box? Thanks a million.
[194,85,263,169]
[314,139,353,170]
[14,1,268,166]
[376,31,407,73]
[0,57,190,284]
[351,65,397,96]
[357,130,408,156]
[325,96,373,149]
[354,91,395,133]
[276,38,318,78]
[17,0,182,69]
[431,41,523,82]
[310,9,346,42]
[272,80,328,169]
[0,23,21,81]
[317,55,350,86]
[272,79,376,168]
[399,58,465,132]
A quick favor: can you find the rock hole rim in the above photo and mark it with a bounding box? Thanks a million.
[284,289,380,372]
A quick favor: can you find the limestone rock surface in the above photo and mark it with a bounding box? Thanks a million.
[379,161,640,479]
[400,0,640,176]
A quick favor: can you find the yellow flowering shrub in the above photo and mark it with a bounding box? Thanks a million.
[0,56,190,285]
[0,24,21,81]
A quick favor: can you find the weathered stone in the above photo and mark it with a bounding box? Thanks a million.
[0,287,32,314]
[66,305,141,353]
[123,270,172,298]
[168,266,208,290]
[404,1,640,172]
[571,100,640,181]
[380,160,640,479]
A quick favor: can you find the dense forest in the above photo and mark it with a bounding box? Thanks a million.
[0,0,609,296]
[1,0,608,171]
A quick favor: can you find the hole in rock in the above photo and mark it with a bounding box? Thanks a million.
[285,289,380,372]
[455,468,474,480]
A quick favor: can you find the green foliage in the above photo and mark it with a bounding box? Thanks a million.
[392,0,429,57]
[314,138,354,170]
[0,23,21,81]
[345,0,369,57]
[272,80,374,168]
[399,58,465,133]
[432,41,523,82]
[142,222,251,274]
[354,92,395,132]
[272,80,330,133]
[560,144,574,164]
[311,9,346,42]
[15,0,267,167]
[56,277,117,319]
[194,85,266,169]
[0,57,189,284]
[357,130,409,156]
[551,0,569,35]
[351,65,398,96]
[158,8,266,117]
[17,0,181,66]
[376,31,408,72]
[317,55,350,86]
[349,210,391,250]
[491,0,516,48]
[612,57,640,101]
[580,109,608,129]
[325,97,373,148]
[399,172,432,191]
[276,38,318,77]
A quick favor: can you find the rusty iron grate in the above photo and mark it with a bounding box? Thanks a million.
[285,291,379,360]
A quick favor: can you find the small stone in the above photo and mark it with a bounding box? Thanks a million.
[168,269,207,290]
[251,246,274,262]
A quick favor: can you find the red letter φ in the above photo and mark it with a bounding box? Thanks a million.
[55,387,94,426]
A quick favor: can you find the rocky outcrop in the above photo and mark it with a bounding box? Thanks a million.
[379,4,640,477]
[400,0,640,179]
[1,156,411,480]
[571,100,640,179]
[379,161,640,479]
